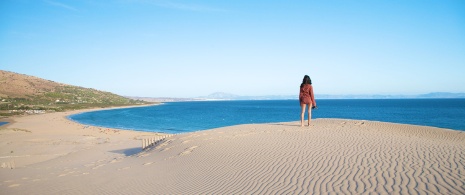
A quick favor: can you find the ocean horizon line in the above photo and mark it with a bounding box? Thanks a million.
[127,92,465,102]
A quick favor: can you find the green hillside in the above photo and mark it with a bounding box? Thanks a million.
[0,70,150,116]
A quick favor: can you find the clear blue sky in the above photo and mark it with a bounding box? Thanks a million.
[1,0,464,98]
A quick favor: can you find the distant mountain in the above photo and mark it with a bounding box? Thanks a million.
[126,96,201,102]
[201,92,241,100]
[199,92,297,100]
[0,70,147,114]
[317,93,465,99]
[196,92,465,100]
[417,92,465,98]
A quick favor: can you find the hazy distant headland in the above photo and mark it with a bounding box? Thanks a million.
[316,92,465,99]
[128,92,465,102]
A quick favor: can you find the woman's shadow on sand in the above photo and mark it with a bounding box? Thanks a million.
[110,147,142,156]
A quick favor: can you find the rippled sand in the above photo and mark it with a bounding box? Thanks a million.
[1,111,464,194]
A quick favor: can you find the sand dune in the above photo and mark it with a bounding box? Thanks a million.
[1,111,464,194]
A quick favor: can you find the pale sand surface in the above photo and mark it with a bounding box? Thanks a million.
[1,110,464,194]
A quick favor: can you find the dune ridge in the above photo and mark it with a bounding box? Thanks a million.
[1,113,464,194]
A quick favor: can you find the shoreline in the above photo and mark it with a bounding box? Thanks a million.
[64,99,465,133]
[65,103,162,130]
[0,104,166,168]
[6,99,463,134]
[1,103,158,129]
[3,102,463,135]
[0,106,464,194]
[0,118,14,128]
[65,104,465,134]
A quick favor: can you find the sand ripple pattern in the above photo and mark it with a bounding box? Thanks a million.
[140,119,465,194]
[3,119,464,194]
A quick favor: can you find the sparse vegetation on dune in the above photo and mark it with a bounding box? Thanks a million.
[0,70,152,116]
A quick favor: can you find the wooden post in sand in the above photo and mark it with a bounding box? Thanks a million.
[142,135,175,150]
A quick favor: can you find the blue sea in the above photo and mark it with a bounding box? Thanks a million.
[69,99,465,134]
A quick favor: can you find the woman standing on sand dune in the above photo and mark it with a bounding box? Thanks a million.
[299,75,317,127]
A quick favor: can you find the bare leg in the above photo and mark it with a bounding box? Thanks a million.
[300,103,307,127]
[308,103,312,126]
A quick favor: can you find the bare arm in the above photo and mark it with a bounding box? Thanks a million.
[310,85,316,107]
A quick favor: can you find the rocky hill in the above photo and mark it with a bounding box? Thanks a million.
[0,70,148,115]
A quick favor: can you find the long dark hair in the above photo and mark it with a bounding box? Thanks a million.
[300,75,312,88]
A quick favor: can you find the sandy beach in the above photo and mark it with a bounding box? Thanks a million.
[1,109,464,194]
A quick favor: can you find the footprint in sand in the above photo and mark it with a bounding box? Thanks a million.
[118,167,130,171]
[110,157,123,163]
[58,171,76,177]
[179,146,198,156]
[143,162,155,166]
[92,164,105,170]
[137,152,150,157]
[161,146,174,152]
